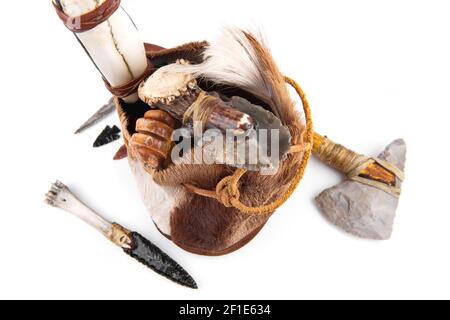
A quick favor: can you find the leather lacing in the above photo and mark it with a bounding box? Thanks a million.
[53,0,121,33]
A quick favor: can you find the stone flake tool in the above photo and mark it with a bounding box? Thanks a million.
[44,181,198,289]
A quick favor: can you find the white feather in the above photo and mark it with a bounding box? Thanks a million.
[177,30,262,86]
[175,27,290,120]
[196,28,267,88]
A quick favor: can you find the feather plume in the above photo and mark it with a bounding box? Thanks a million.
[177,28,297,125]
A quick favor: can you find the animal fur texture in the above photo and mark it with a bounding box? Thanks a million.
[176,28,300,128]
[116,30,306,256]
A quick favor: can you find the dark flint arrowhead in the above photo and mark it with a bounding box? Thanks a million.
[93,125,121,148]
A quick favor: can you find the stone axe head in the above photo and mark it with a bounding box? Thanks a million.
[313,134,407,240]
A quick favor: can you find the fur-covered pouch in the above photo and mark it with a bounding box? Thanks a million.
[116,33,310,256]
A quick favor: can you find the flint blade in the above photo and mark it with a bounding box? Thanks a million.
[124,232,198,289]
[75,98,116,134]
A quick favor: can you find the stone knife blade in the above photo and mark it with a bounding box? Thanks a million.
[74,98,116,134]
[124,232,198,289]
[44,180,198,289]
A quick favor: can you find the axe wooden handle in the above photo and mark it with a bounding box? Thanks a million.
[312,133,396,186]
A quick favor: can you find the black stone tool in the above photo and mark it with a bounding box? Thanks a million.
[44,181,198,289]
[93,125,121,147]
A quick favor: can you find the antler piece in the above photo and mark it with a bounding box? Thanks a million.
[138,61,255,134]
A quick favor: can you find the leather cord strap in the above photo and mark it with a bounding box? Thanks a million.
[53,0,121,33]
[103,63,155,99]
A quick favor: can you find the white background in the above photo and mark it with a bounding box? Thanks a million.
[0,0,449,300]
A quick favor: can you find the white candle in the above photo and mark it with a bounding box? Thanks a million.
[55,0,148,103]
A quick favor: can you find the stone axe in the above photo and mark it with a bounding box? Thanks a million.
[312,133,407,240]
